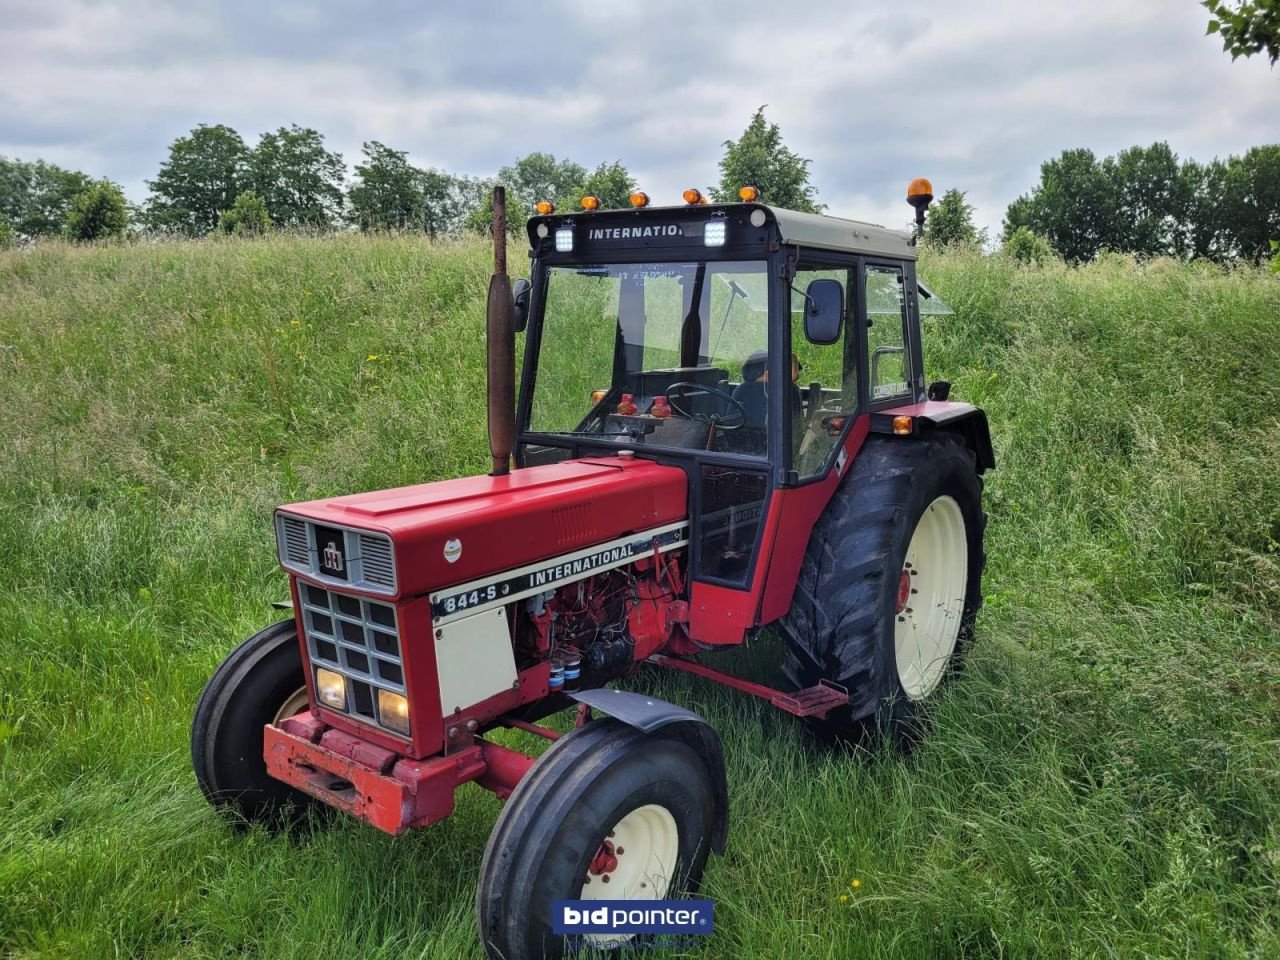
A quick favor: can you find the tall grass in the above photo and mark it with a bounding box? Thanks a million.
[1,235,1277,959]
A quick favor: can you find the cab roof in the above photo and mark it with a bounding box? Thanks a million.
[527,201,916,261]
[766,205,916,261]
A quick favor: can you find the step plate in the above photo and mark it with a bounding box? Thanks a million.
[769,680,849,719]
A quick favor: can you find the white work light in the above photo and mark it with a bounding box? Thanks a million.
[555,227,574,252]
[703,220,726,247]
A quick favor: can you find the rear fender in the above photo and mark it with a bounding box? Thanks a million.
[872,401,995,472]
[569,688,729,853]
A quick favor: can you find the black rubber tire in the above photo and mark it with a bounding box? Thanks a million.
[777,433,986,741]
[191,619,316,827]
[476,719,716,960]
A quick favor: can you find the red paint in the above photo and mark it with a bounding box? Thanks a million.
[267,715,536,835]
[649,654,849,719]
[589,840,619,875]
[755,415,870,625]
[474,739,536,800]
[896,570,911,613]
[279,457,688,601]
[685,415,871,644]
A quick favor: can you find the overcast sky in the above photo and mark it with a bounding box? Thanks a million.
[2,0,1275,234]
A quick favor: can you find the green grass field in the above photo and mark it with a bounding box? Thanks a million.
[1,234,1277,959]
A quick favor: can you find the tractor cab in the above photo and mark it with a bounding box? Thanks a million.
[516,194,930,595]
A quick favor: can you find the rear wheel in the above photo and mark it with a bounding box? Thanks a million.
[778,434,985,741]
[191,619,317,826]
[476,720,716,959]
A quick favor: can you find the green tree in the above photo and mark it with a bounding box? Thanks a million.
[1203,0,1280,65]
[1102,142,1183,256]
[63,181,128,240]
[1004,148,1118,261]
[0,156,94,238]
[1003,226,1055,264]
[557,161,635,212]
[218,191,272,235]
[924,188,979,246]
[144,124,250,235]
[503,152,587,214]
[250,125,345,229]
[1219,145,1280,261]
[421,169,488,238]
[712,106,821,212]
[348,141,423,231]
[1179,157,1234,259]
[0,219,15,249]
[468,152,587,233]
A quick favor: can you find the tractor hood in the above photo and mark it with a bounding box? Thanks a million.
[277,456,688,600]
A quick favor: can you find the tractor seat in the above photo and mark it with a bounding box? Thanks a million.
[729,381,804,431]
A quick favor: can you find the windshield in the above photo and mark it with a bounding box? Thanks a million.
[528,260,771,457]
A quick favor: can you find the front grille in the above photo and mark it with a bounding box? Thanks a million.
[299,583,406,733]
[275,512,397,595]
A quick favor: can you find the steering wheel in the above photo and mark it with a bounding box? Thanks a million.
[665,381,747,431]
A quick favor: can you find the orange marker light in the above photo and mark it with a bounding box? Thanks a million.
[629,191,650,208]
[580,195,601,211]
[892,415,913,436]
[591,389,608,403]
[534,200,556,215]
[906,178,933,202]
[738,185,760,202]
[682,188,704,205]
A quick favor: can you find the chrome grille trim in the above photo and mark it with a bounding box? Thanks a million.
[299,582,407,734]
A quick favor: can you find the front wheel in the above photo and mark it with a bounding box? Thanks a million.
[476,720,717,959]
[191,619,317,827]
[779,434,986,742]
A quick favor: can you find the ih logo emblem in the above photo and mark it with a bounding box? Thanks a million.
[313,524,349,580]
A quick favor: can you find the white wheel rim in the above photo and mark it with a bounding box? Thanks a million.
[895,495,968,700]
[273,686,309,725]
[579,803,680,946]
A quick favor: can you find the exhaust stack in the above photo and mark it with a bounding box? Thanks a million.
[486,186,516,477]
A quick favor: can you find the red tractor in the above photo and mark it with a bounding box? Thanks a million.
[192,181,993,958]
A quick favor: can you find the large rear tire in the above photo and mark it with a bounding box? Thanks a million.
[476,719,717,959]
[778,434,986,741]
[191,620,316,827]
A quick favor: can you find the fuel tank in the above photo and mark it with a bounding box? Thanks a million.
[278,455,688,599]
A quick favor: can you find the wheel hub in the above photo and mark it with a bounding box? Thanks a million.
[896,569,912,614]
[588,839,619,876]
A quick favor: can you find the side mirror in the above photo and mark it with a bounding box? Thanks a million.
[512,277,532,332]
[802,278,843,345]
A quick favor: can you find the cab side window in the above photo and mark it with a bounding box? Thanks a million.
[792,263,856,478]
[865,264,913,402]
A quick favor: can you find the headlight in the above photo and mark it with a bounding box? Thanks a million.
[378,689,411,736]
[315,668,346,709]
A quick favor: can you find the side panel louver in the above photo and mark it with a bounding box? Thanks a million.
[359,534,395,588]
[281,516,310,567]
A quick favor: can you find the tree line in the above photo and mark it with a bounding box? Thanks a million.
[1,108,1275,265]
[0,108,818,245]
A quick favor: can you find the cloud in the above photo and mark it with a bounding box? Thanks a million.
[0,0,1274,234]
